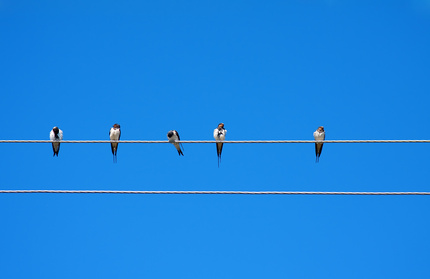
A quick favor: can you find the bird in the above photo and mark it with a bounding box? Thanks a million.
[167,130,184,156]
[213,123,227,167]
[313,126,325,162]
[109,123,121,163]
[49,127,63,157]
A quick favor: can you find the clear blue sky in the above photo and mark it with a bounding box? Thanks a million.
[1,1,430,278]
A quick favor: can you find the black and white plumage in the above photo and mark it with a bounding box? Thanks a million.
[167,130,184,156]
[213,123,227,167]
[49,127,63,157]
[109,123,121,163]
[313,126,325,162]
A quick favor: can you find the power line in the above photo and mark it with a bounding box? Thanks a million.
[0,190,429,195]
[0,140,429,144]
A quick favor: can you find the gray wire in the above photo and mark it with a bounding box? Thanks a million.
[0,190,429,195]
[0,140,429,143]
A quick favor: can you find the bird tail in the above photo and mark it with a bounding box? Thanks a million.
[175,143,184,156]
[216,142,223,168]
[315,143,323,163]
[52,143,60,157]
[111,143,119,163]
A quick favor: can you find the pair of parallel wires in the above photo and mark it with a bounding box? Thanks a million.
[1,139,429,196]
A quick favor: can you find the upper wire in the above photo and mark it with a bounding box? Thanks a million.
[0,140,429,143]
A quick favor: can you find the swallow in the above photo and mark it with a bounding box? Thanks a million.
[213,123,227,167]
[109,123,121,163]
[49,127,63,157]
[313,126,325,162]
[167,130,184,156]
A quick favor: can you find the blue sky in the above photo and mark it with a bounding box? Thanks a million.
[1,1,430,278]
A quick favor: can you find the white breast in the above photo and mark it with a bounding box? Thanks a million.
[213,129,227,140]
[313,131,324,141]
[110,128,120,140]
[50,129,63,141]
[168,133,178,142]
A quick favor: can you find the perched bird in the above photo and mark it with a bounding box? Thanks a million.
[313,126,325,162]
[109,123,121,163]
[167,130,184,156]
[213,123,227,167]
[49,127,63,157]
